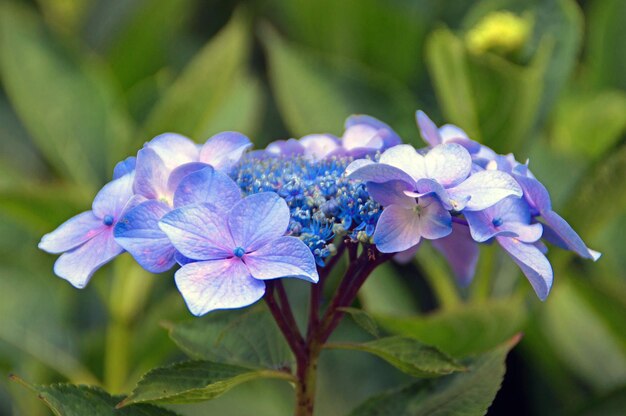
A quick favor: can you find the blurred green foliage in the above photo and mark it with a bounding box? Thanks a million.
[0,0,624,415]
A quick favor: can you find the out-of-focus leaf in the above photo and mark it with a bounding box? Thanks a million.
[166,306,293,369]
[376,297,526,357]
[0,2,134,188]
[424,27,481,140]
[105,0,196,89]
[35,0,91,34]
[266,0,437,85]
[144,11,257,140]
[551,89,626,160]
[575,385,626,416]
[586,0,626,91]
[359,263,420,316]
[339,307,380,338]
[11,377,181,416]
[119,360,293,406]
[326,336,465,378]
[348,335,520,416]
[541,281,626,392]
[261,25,418,140]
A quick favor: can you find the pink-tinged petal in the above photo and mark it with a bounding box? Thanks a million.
[416,110,441,147]
[133,147,169,201]
[345,115,402,147]
[92,173,135,218]
[300,134,341,159]
[112,156,136,179]
[417,197,453,240]
[53,229,123,288]
[379,145,427,181]
[448,170,522,211]
[374,205,423,253]
[266,139,305,156]
[159,204,233,260]
[145,133,199,171]
[174,166,242,210]
[347,162,416,187]
[167,162,209,196]
[366,181,415,208]
[514,174,552,213]
[425,143,472,187]
[497,236,553,301]
[114,200,177,273]
[199,132,252,171]
[228,193,290,251]
[39,211,105,254]
[175,258,266,316]
[244,236,319,282]
[540,210,601,261]
[342,124,383,150]
[431,222,479,286]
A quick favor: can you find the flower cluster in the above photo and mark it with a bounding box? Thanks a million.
[39,111,599,314]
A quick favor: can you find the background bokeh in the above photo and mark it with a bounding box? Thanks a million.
[0,0,625,415]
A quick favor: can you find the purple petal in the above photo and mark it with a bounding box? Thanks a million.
[541,210,601,261]
[92,174,135,219]
[53,229,123,288]
[416,110,441,147]
[167,162,209,196]
[299,134,341,159]
[366,181,415,208]
[464,210,517,242]
[244,236,319,282]
[173,166,242,210]
[199,132,252,171]
[175,252,195,266]
[113,156,136,179]
[498,222,543,243]
[133,147,169,201]
[373,197,451,253]
[159,204,233,260]
[431,222,479,286]
[347,161,416,187]
[379,145,426,181]
[344,159,374,176]
[514,174,552,213]
[373,204,422,253]
[345,114,402,148]
[228,193,290,251]
[393,243,420,264]
[39,211,105,254]
[412,178,455,210]
[448,170,522,211]
[497,236,553,301]
[114,200,177,273]
[439,124,481,153]
[145,133,199,171]
[342,124,384,151]
[175,258,266,316]
[266,139,305,156]
[425,143,472,187]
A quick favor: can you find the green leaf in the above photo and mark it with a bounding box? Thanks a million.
[144,11,258,140]
[0,2,134,187]
[166,306,293,369]
[119,360,293,406]
[338,307,380,338]
[348,335,520,416]
[326,336,465,378]
[541,281,626,392]
[375,297,527,357]
[11,377,181,416]
[261,25,418,140]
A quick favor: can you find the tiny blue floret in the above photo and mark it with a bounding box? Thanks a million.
[233,247,245,258]
[103,215,115,226]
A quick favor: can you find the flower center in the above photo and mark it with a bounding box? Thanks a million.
[103,215,115,226]
[492,217,503,227]
[233,247,246,258]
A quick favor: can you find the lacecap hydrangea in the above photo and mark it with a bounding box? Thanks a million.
[39,111,599,315]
